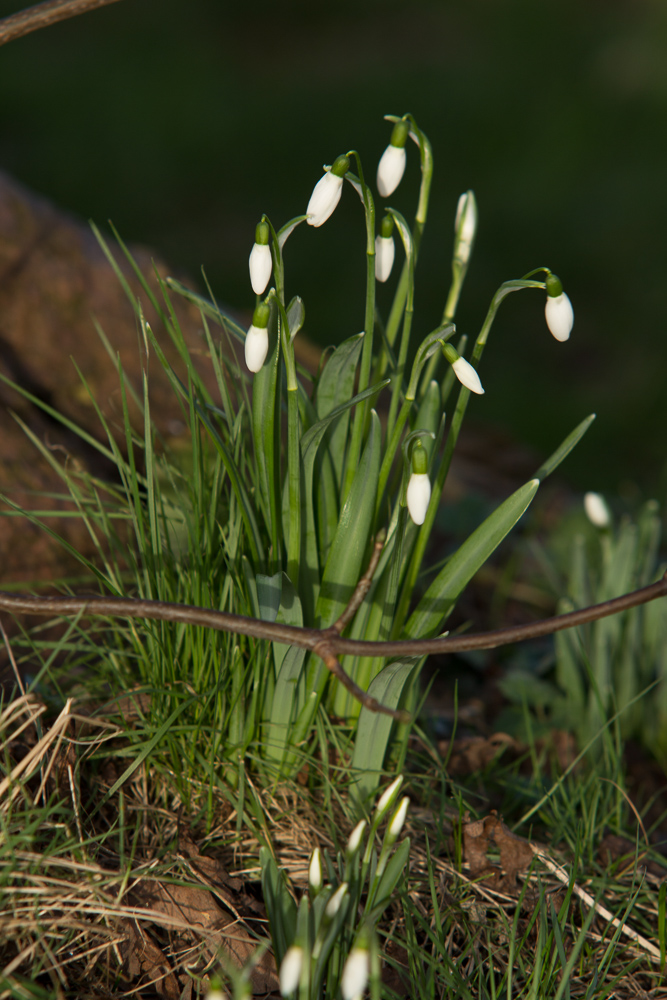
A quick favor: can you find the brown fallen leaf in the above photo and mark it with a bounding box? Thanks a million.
[462,811,536,892]
[120,921,180,1000]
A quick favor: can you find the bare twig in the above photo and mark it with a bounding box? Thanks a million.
[1,568,666,719]
[0,0,125,48]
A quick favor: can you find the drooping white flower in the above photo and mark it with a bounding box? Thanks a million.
[454,190,478,265]
[306,154,350,227]
[377,145,406,198]
[451,356,484,394]
[279,946,304,996]
[377,118,410,197]
[545,273,574,342]
[442,342,484,394]
[341,947,370,1000]
[406,473,431,526]
[248,220,272,295]
[245,302,270,373]
[375,235,395,282]
[308,847,323,894]
[584,492,611,528]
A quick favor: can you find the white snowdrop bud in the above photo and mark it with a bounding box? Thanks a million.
[306,155,350,227]
[545,273,574,342]
[245,301,270,373]
[341,947,370,1000]
[308,847,323,894]
[584,492,611,528]
[279,947,303,996]
[377,119,409,197]
[375,775,403,819]
[443,343,484,394]
[248,220,272,294]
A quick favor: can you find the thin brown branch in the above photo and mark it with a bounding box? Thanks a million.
[1,571,666,718]
[0,0,125,47]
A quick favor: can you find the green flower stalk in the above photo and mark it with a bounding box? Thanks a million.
[249,219,272,294]
[306,155,350,227]
[545,272,574,341]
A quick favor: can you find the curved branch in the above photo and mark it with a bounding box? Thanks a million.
[0,0,125,48]
[1,571,666,720]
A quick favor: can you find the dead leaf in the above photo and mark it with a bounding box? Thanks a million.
[462,812,536,891]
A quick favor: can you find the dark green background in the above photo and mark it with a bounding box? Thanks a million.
[1,0,665,496]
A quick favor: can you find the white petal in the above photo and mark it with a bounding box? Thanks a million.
[307,171,344,227]
[374,234,395,282]
[325,882,348,919]
[376,145,406,197]
[244,324,269,373]
[308,847,322,892]
[346,820,366,856]
[545,292,574,342]
[375,775,403,816]
[452,357,484,394]
[584,492,611,528]
[341,948,370,1000]
[279,947,303,996]
[248,242,272,295]
[407,473,431,525]
[387,796,409,839]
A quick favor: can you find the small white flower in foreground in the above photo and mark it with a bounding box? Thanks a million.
[244,302,270,373]
[454,190,477,265]
[308,847,323,894]
[341,947,370,1000]
[279,946,304,996]
[306,154,350,227]
[346,819,366,857]
[325,882,348,919]
[204,990,225,1000]
[584,491,611,528]
[545,273,574,342]
[375,775,403,818]
[377,118,410,197]
[375,213,395,282]
[442,343,484,394]
[386,796,409,844]
[248,220,272,295]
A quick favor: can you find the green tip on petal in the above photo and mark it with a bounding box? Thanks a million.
[331,154,350,178]
[252,301,270,328]
[254,220,270,245]
[411,441,428,475]
[390,118,410,148]
[380,213,395,238]
[545,272,564,298]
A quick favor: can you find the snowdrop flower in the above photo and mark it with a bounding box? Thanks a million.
[341,947,370,1000]
[385,796,409,845]
[545,273,574,342]
[454,190,477,265]
[406,442,431,526]
[306,154,350,227]
[279,946,304,996]
[375,214,395,282]
[376,118,409,197]
[442,342,484,395]
[248,220,272,295]
[324,882,348,920]
[584,492,611,528]
[244,302,270,373]
[346,820,366,858]
[308,847,323,895]
[375,775,403,819]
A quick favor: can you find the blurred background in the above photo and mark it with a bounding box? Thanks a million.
[1,0,666,498]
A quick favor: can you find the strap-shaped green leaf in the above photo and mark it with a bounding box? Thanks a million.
[260,847,297,967]
[404,478,540,639]
[315,332,364,490]
[315,410,382,628]
[350,656,424,807]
